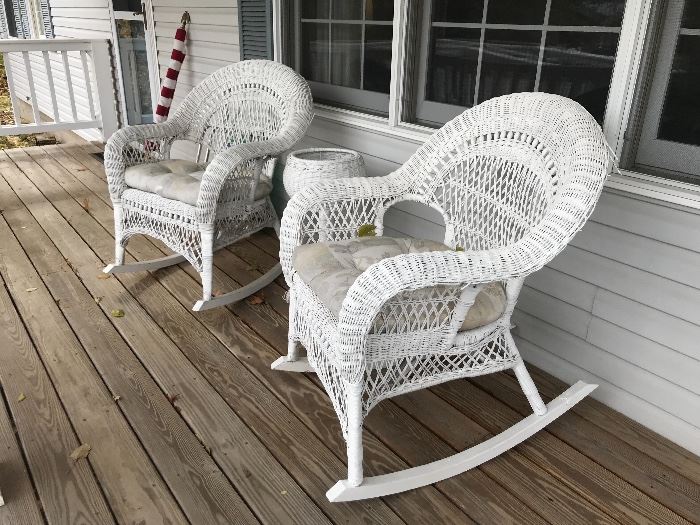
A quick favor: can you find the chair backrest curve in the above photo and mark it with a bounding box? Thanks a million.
[171,60,314,155]
[392,92,610,252]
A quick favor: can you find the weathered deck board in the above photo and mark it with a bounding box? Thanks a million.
[2,149,328,525]
[0,276,81,525]
[36,145,466,524]
[0,143,697,525]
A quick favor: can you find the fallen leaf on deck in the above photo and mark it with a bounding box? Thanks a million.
[17,393,26,402]
[94,296,103,304]
[69,443,91,461]
[167,393,180,404]
[80,198,90,212]
[112,395,121,401]
[97,274,111,280]
[247,293,265,305]
[110,309,125,318]
[212,289,224,297]
[25,287,38,292]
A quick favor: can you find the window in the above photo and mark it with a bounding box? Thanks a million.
[627,0,700,182]
[0,0,51,38]
[0,0,19,37]
[285,0,395,116]
[280,0,700,189]
[27,0,53,38]
[1,0,30,38]
[410,0,625,127]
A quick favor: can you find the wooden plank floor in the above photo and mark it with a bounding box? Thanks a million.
[0,144,698,525]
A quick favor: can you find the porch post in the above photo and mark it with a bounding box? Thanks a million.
[90,39,119,141]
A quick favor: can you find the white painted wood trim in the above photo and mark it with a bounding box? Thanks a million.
[327,381,597,502]
[192,263,282,311]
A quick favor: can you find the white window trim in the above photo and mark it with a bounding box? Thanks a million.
[274,0,700,212]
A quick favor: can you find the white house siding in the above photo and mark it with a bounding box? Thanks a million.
[7,0,113,141]
[151,1,239,159]
[280,115,700,456]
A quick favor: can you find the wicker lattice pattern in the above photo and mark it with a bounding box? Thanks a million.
[283,148,366,196]
[280,93,611,440]
[104,60,313,300]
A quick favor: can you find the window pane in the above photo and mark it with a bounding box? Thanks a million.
[332,0,362,20]
[549,0,625,27]
[478,30,540,103]
[112,0,142,12]
[365,0,393,21]
[301,23,329,83]
[301,0,329,19]
[682,1,700,29]
[487,0,546,25]
[657,35,700,146]
[364,25,392,93]
[330,24,362,88]
[432,0,484,23]
[426,27,481,106]
[539,31,619,123]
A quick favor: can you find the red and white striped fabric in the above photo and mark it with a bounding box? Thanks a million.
[154,13,189,123]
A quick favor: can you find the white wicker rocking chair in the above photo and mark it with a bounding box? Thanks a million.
[275,93,611,501]
[103,60,313,310]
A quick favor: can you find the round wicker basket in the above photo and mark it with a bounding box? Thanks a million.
[283,148,365,196]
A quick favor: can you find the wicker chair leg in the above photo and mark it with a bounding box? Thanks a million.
[199,226,215,304]
[346,382,364,487]
[271,289,315,372]
[514,361,547,416]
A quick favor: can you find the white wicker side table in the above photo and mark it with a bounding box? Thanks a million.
[283,148,365,197]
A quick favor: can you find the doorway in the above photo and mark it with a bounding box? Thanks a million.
[111,0,159,125]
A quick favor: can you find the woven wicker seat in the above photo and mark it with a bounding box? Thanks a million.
[275,92,611,501]
[103,60,313,310]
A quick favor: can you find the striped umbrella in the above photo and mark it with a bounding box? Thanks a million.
[154,11,190,123]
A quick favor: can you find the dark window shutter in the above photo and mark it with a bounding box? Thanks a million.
[12,0,30,38]
[39,0,53,38]
[238,0,273,60]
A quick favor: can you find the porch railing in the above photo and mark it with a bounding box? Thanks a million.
[0,39,119,140]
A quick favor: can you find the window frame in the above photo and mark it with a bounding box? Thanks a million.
[274,0,700,211]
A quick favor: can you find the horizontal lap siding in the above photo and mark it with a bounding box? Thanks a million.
[284,116,700,455]
[8,0,113,141]
[152,5,240,159]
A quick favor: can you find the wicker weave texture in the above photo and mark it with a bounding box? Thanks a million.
[283,148,366,196]
[280,92,611,439]
[104,60,313,302]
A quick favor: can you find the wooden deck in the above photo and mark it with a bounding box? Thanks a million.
[0,144,698,525]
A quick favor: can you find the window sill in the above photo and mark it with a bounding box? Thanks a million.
[313,104,700,213]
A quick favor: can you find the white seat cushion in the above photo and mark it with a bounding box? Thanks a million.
[293,236,507,331]
[124,159,272,206]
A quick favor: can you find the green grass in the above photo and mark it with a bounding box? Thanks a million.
[0,54,37,149]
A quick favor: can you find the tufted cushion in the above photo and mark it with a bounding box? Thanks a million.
[124,159,272,206]
[293,236,507,331]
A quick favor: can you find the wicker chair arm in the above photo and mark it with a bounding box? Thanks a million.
[196,138,291,225]
[104,120,186,200]
[280,174,409,286]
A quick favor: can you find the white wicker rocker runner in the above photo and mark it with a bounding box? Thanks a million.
[275,92,611,501]
[103,60,313,310]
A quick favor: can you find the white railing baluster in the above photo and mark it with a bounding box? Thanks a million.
[0,39,117,139]
[43,50,61,123]
[61,50,78,122]
[22,51,41,125]
[80,50,96,121]
[2,52,21,126]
